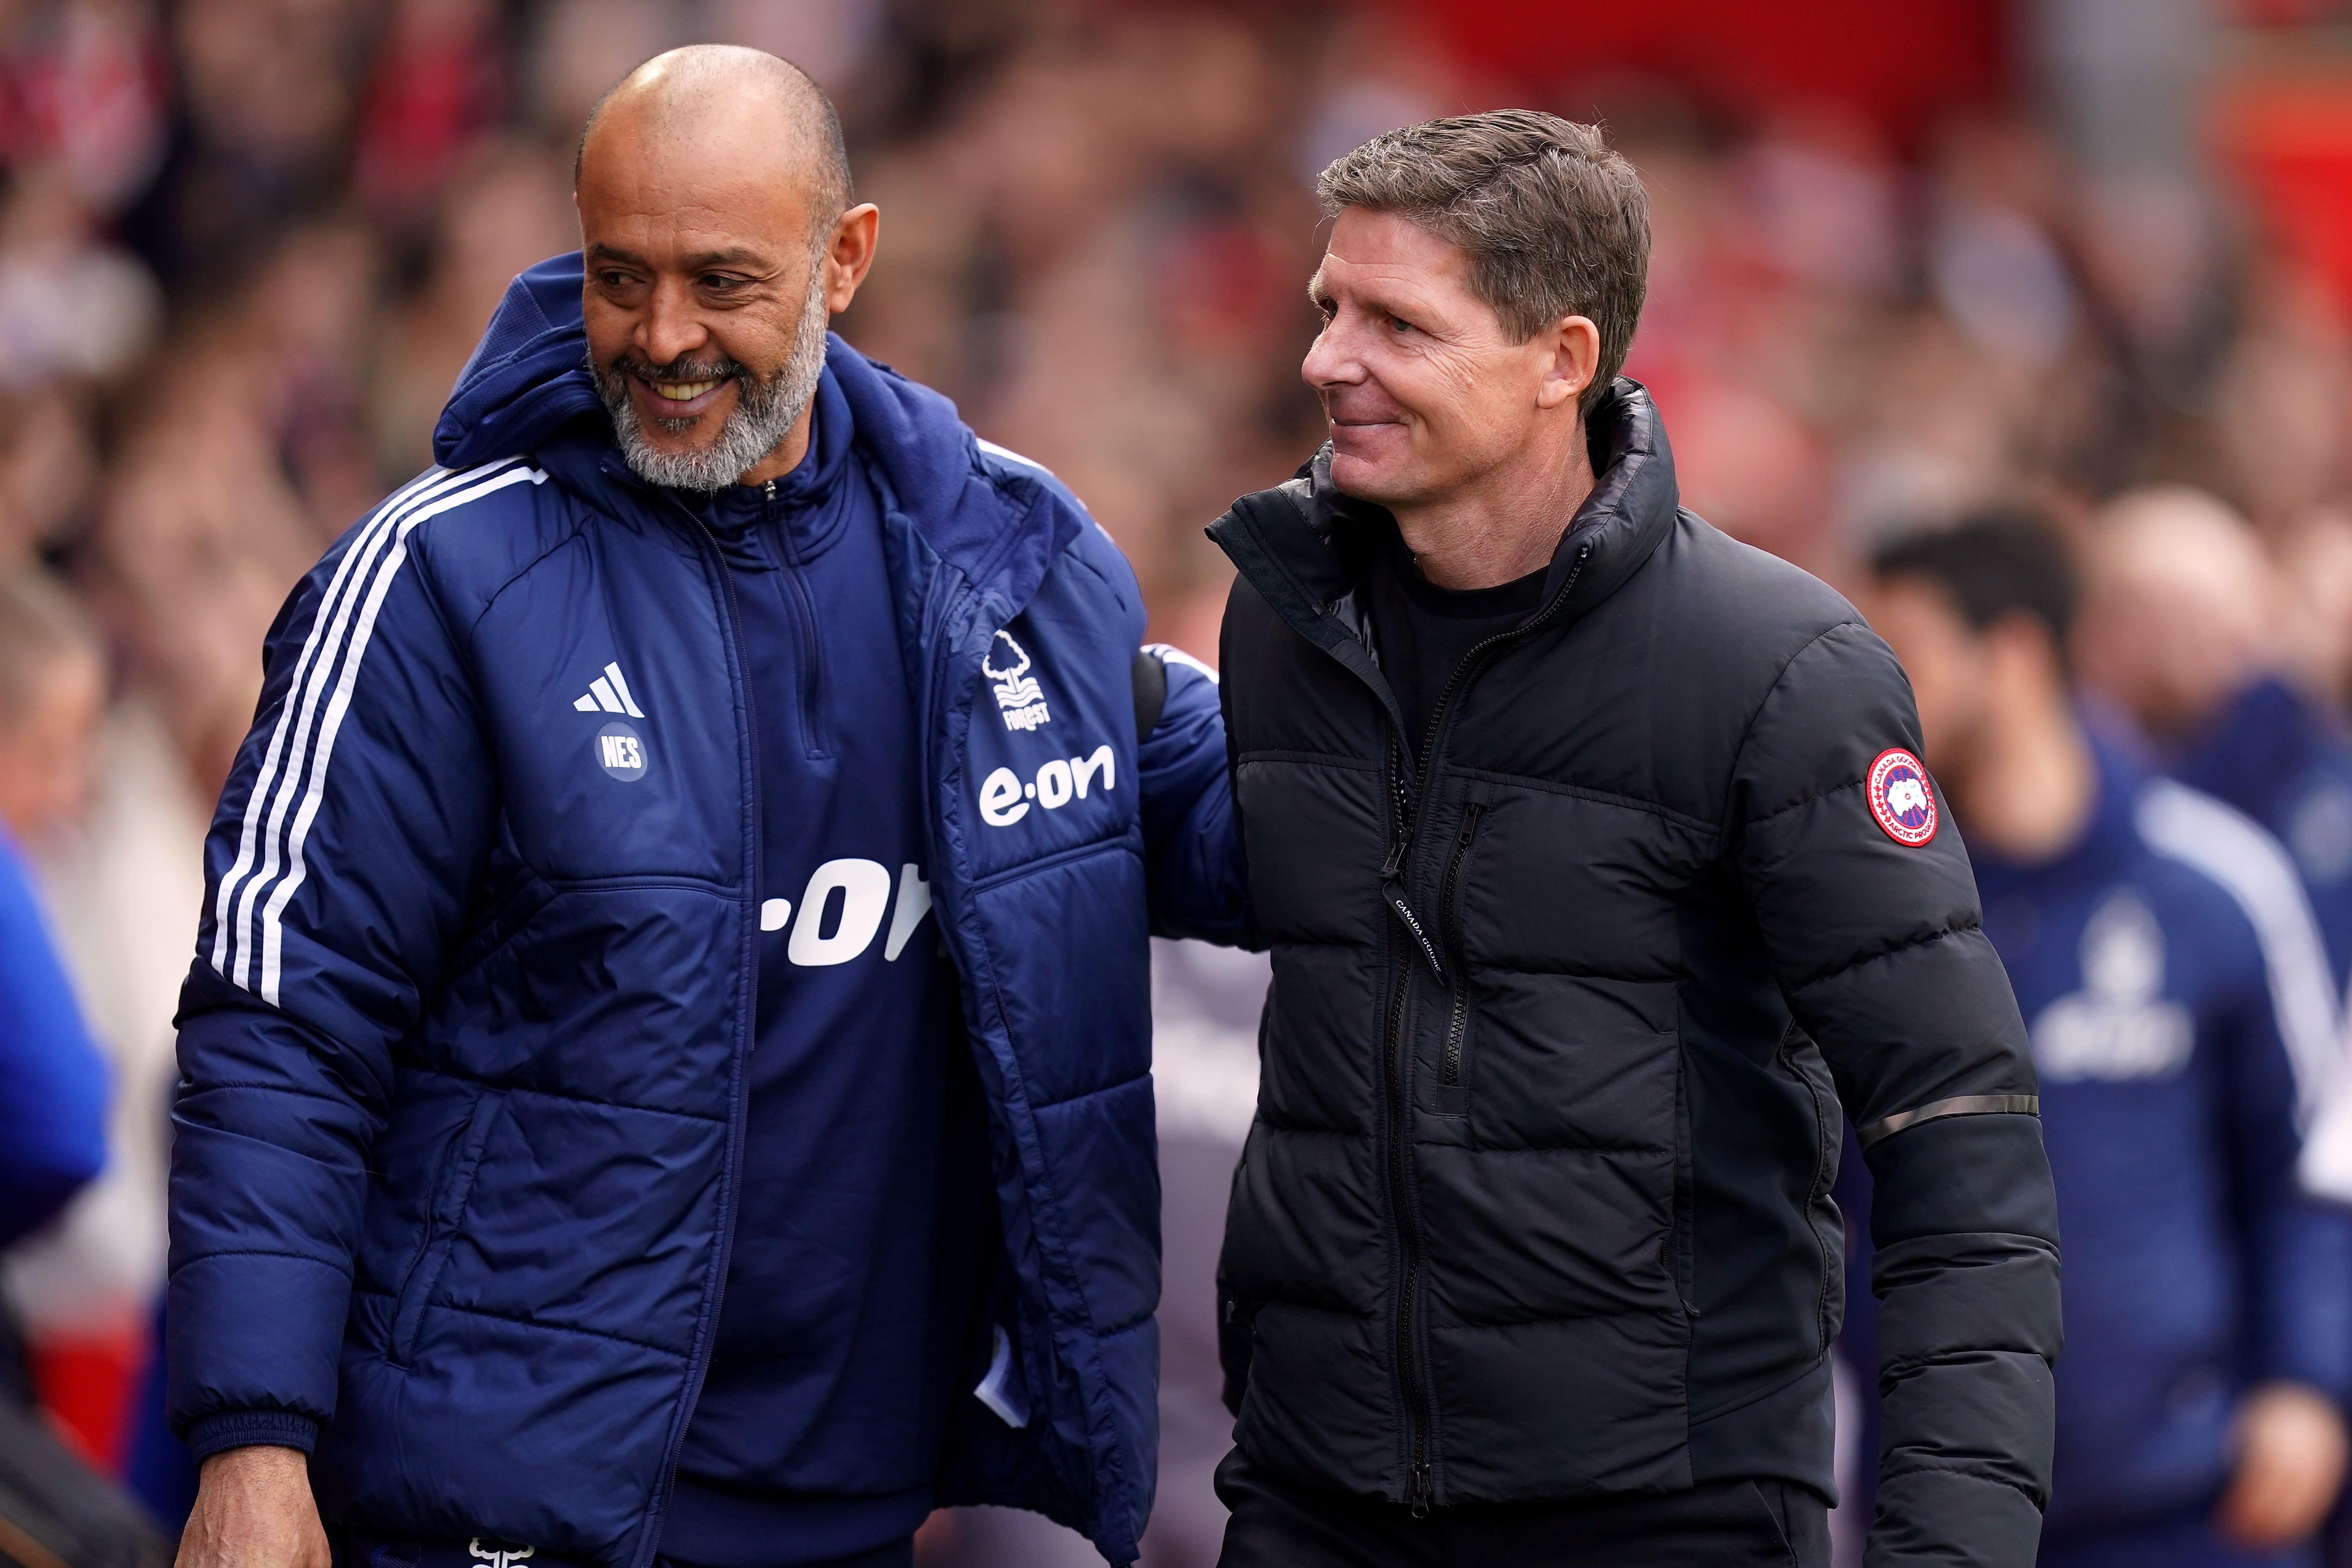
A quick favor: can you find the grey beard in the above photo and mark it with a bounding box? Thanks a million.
[595,267,830,492]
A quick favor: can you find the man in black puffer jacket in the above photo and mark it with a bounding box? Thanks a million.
[1205,110,2061,1568]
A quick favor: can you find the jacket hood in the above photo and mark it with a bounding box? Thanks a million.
[435,252,604,468]
[1206,376,1681,638]
[435,253,1070,599]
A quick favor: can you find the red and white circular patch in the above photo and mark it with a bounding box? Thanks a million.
[1867,748,1938,847]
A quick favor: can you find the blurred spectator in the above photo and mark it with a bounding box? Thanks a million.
[1139,938,1266,1568]
[352,0,505,229]
[705,0,882,91]
[125,0,375,297]
[370,138,572,477]
[6,0,2352,1554]
[8,650,210,1476]
[0,535,164,1549]
[0,567,105,1254]
[0,0,168,215]
[2075,487,2352,998]
[0,166,159,391]
[1861,514,2352,1568]
[523,0,684,144]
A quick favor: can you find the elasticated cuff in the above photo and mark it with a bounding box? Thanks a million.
[183,1409,320,1464]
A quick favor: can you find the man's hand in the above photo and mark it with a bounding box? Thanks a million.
[2216,1381,2349,1551]
[176,1446,331,1568]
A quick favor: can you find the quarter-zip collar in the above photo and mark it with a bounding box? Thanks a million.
[1207,376,1679,649]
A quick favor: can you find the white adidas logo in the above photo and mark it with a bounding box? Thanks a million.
[573,661,646,717]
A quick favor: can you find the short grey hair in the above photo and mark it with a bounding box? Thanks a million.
[1318,110,1650,416]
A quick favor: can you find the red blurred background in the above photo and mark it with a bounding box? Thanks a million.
[6,0,2352,1562]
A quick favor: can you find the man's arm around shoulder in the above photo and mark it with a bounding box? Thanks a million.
[1135,645,1253,947]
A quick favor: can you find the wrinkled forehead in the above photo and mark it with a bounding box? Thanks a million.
[1309,207,1479,308]
[1317,211,1458,291]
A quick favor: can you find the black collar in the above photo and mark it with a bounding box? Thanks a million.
[1208,376,1681,649]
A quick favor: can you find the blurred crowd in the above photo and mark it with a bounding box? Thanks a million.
[5,0,2352,1562]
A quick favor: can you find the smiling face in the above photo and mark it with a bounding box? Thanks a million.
[1302,207,1595,513]
[574,58,875,488]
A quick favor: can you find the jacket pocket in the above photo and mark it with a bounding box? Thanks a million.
[388,1089,502,1367]
[1778,1022,1842,1356]
[1217,1291,1259,1418]
[1668,1028,1698,1321]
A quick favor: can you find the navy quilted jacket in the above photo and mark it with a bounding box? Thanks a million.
[165,253,1244,1568]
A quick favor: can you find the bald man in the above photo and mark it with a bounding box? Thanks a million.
[166,46,1243,1568]
[2078,488,2352,1001]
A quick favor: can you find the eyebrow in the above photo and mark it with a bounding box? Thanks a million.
[1311,275,1423,321]
[584,242,775,272]
[680,247,773,270]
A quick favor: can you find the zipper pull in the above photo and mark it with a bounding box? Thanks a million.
[1408,1460,1432,1518]
[1384,879,1445,985]
[1381,745,1414,880]
[763,478,777,503]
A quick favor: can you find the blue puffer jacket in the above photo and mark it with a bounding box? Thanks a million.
[166,253,1244,1568]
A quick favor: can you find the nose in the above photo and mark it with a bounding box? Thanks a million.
[1300,311,1364,394]
[637,277,711,369]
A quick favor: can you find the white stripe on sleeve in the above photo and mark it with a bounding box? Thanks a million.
[2138,780,2348,1183]
[210,464,463,979]
[254,462,546,1004]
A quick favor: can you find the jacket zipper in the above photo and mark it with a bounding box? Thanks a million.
[1379,540,1592,1517]
[1438,802,1485,1087]
[1379,928,1427,1514]
[640,499,765,1563]
[764,477,830,760]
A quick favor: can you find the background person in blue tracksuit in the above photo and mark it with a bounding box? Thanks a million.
[166,46,1243,1568]
[1851,513,2352,1568]
[2075,487,2352,1003]
[2071,489,2352,1568]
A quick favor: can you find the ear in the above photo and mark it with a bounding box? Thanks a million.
[1535,314,1602,412]
[823,203,882,314]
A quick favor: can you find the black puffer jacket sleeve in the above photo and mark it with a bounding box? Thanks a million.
[1729,620,2061,1568]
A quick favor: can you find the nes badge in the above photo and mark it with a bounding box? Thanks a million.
[1867,747,1938,847]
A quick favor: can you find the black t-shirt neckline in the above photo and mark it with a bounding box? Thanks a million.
[1365,531,1548,755]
